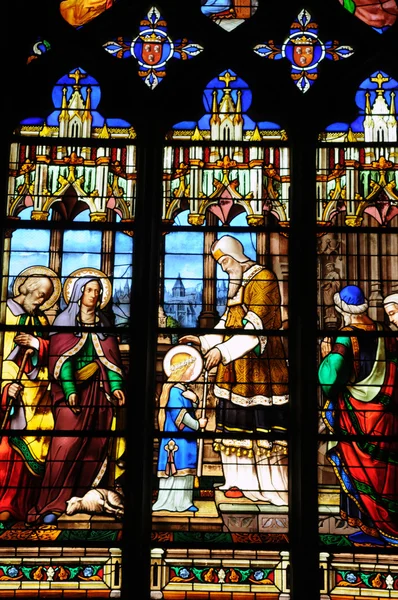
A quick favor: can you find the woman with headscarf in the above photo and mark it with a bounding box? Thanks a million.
[152,347,207,513]
[27,276,125,525]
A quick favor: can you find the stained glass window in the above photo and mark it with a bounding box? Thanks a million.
[2,1,398,599]
[0,64,134,596]
[151,69,291,595]
[316,69,398,591]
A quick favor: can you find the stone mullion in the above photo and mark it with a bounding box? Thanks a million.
[289,136,319,600]
[128,135,164,600]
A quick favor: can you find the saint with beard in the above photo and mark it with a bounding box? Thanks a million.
[0,267,59,521]
[180,235,289,505]
[319,285,398,546]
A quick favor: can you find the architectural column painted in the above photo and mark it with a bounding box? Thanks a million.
[150,548,165,599]
[0,230,13,375]
[275,550,290,597]
[7,143,18,215]
[199,211,218,328]
[108,547,122,598]
[383,229,398,294]
[368,232,384,321]
[256,228,269,266]
[346,232,358,286]
[49,212,63,319]
[101,209,116,278]
[320,552,331,599]
[316,147,328,222]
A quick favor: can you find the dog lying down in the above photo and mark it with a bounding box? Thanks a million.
[66,488,124,519]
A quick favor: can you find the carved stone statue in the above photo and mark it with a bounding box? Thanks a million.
[322,262,341,327]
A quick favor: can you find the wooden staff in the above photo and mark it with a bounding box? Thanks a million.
[0,348,34,436]
[196,369,209,478]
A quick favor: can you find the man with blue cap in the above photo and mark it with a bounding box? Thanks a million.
[319,285,398,547]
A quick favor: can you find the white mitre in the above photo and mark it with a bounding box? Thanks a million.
[383,293,398,307]
[211,235,249,263]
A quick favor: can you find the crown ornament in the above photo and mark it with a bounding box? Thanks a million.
[140,32,163,43]
[291,35,315,45]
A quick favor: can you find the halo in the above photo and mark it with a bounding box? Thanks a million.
[63,268,112,309]
[13,266,61,311]
[163,345,203,382]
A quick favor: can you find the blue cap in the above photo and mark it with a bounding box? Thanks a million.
[339,285,366,306]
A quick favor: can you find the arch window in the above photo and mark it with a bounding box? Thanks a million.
[1,2,397,599]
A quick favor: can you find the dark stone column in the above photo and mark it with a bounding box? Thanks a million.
[199,211,218,328]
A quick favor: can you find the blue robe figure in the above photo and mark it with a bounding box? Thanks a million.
[153,349,207,513]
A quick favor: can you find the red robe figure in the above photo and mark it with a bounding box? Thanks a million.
[27,276,125,525]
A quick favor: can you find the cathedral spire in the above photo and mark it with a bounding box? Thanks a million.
[172,274,185,297]
[210,90,220,126]
[234,90,243,125]
[59,87,68,122]
[218,71,237,116]
[390,91,396,116]
[365,91,371,115]
[83,87,92,122]
[363,74,396,143]
[387,91,397,139]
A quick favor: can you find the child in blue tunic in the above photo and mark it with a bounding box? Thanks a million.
[153,350,207,512]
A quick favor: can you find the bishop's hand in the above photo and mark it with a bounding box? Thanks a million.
[204,347,222,370]
[178,335,200,347]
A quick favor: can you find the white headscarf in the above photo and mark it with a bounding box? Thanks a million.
[383,293,398,308]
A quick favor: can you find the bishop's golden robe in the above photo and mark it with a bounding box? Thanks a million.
[200,264,289,453]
